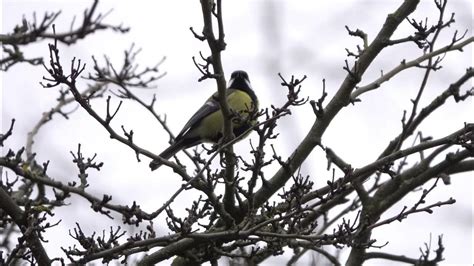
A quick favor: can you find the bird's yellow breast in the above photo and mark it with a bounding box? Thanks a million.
[197,90,256,141]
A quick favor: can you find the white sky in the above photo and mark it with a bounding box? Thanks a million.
[1,0,473,265]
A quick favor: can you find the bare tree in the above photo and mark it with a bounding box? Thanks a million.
[1,0,473,265]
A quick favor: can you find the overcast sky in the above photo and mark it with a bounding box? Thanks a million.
[1,0,473,265]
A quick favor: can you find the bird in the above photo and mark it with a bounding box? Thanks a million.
[149,70,258,171]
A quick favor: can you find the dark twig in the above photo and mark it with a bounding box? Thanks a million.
[0,119,16,146]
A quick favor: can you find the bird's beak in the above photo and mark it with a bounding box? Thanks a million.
[228,75,252,90]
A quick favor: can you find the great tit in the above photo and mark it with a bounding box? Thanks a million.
[149,70,258,170]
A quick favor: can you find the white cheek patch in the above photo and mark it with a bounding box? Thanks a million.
[244,79,252,90]
[228,78,235,88]
[206,101,217,108]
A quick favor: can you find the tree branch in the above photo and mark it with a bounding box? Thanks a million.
[0,187,51,265]
[252,0,422,211]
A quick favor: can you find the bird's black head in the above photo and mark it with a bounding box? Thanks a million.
[230,70,249,81]
[229,70,252,91]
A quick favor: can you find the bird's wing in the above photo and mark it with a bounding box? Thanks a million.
[175,92,220,139]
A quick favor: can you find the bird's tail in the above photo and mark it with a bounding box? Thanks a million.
[149,139,185,171]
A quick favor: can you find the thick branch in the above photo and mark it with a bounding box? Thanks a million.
[0,187,51,265]
[199,0,237,219]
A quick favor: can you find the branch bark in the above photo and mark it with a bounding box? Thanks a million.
[0,187,51,265]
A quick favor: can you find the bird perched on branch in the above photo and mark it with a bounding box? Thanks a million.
[149,70,258,170]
